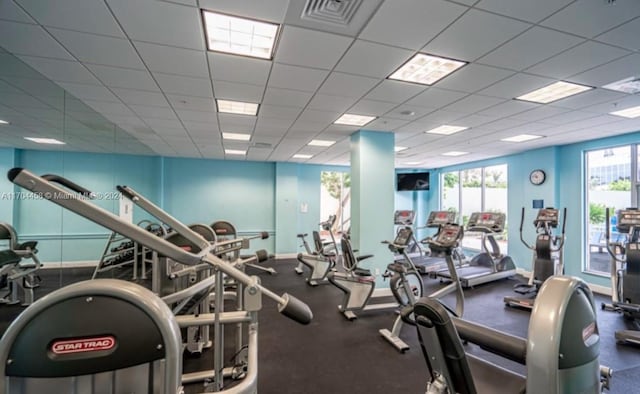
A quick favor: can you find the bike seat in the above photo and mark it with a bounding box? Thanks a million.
[386,262,408,274]
[297,233,307,238]
[354,267,373,277]
[0,250,21,267]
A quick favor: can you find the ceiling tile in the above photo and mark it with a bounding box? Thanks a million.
[307,94,358,112]
[88,64,159,91]
[335,40,413,78]
[258,104,302,119]
[107,0,204,50]
[144,118,183,129]
[365,117,410,131]
[526,41,629,79]
[476,0,574,23]
[199,0,289,23]
[130,104,177,120]
[208,52,271,86]
[48,28,145,69]
[18,56,101,85]
[568,54,640,87]
[580,94,640,115]
[417,109,466,124]
[176,109,217,123]
[83,99,134,116]
[213,80,263,102]
[596,17,640,51]
[155,73,212,98]
[218,113,256,129]
[477,100,539,117]
[541,0,640,38]
[442,94,505,113]
[166,94,215,111]
[405,88,468,108]
[537,110,599,125]
[435,64,514,93]
[549,88,628,111]
[17,0,124,37]
[135,41,209,78]
[298,109,341,124]
[263,87,313,108]
[348,100,398,116]
[318,72,379,98]
[0,21,73,60]
[56,82,121,102]
[424,9,531,62]
[256,116,295,130]
[453,113,495,128]
[111,88,170,106]
[364,80,426,103]
[477,27,584,71]
[0,1,35,23]
[268,64,329,92]
[182,120,219,133]
[478,73,554,99]
[384,104,435,120]
[360,0,467,49]
[275,26,353,70]
[509,105,569,122]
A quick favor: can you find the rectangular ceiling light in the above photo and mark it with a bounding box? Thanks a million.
[442,151,468,157]
[334,113,376,127]
[223,132,251,141]
[202,10,280,59]
[603,76,640,94]
[308,139,335,147]
[24,137,65,145]
[404,161,422,166]
[0,119,9,125]
[425,125,468,135]
[500,134,544,143]
[395,146,408,152]
[516,81,593,103]
[388,53,466,86]
[293,154,313,159]
[217,99,259,116]
[610,105,640,118]
[225,149,246,155]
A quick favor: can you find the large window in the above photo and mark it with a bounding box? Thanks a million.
[320,171,350,235]
[441,164,508,253]
[585,145,638,275]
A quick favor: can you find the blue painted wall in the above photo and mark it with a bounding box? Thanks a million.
[0,148,16,224]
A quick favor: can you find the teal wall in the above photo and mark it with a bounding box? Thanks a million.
[0,148,16,224]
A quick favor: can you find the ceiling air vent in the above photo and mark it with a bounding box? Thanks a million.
[251,142,273,149]
[302,0,363,25]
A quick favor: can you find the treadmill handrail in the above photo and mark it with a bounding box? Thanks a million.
[520,207,535,251]
[8,168,313,325]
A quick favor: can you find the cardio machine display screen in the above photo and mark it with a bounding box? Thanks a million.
[427,211,456,227]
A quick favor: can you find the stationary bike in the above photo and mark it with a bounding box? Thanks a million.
[601,208,640,346]
[328,227,424,321]
[294,215,339,285]
[504,207,566,310]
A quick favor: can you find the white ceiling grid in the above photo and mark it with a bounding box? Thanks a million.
[0,0,637,166]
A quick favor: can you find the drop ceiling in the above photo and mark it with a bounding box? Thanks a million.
[0,0,639,168]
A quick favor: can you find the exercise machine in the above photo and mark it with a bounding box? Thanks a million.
[6,168,313,393]
[436,212,516,288]
[394,210,421,254]
[601,208,640,345]
[380,222,465,352]
[211,220,276,275]
[295,215,339,285]
[408,275,612,393]
[0,222,41,306]
[328,227,423,321]
[505,207,566,310]
[412,210,465,274]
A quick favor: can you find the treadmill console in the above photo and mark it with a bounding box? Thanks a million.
[616,208,640,234]
[534,208,559,228]
[426,211,457,228]
[430,223,463,249]
[393,226,413,246]
[467,212,506,233]
[394,210,416,226]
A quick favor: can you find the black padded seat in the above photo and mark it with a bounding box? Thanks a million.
[387,262,408,273]
[0,250,20,267]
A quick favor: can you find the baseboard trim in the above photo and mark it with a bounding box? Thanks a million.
[515,268,611,296]
[275,253,298,259]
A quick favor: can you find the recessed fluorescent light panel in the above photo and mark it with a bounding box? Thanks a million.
[202,10,280,59]
[24,137,65,145]
[426,125,468,135]
[610,105,640,119]
[395,146,408,152]
[0,119,9,125]
[334,114,376,127]
[217,99,259,116]
[501,134,544,143]
[388,53,466,86]
[308,139,335,147]
[603,76,640,94]
[293,154,313,159]
[404,161,422,166]
[516,81,593,104]
[225,149,246,155]
[223,132,251,141]
[442,151,468,157]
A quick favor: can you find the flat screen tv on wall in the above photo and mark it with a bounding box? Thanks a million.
[397,172,430,191]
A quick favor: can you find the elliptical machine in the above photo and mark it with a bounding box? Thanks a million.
[294,215,339,285]
[328,227,424,321]
[380,222,465,353]
[504,207,566,310]
[601,208,640,345]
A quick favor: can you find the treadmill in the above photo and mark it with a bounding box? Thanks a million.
[393,210,420,254]
[410,211,462,274]
[437,212,516,288]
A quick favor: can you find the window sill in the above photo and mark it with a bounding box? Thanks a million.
[581,269,610,278]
